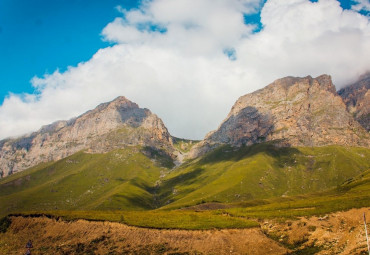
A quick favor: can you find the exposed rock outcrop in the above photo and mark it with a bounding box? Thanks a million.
[338,72,370,131]
[189,75,369,158]
[0,96,174,178]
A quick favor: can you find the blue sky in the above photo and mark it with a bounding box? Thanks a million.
[0,0,369,140]
[0,0,139,101]
[1,0,263,102]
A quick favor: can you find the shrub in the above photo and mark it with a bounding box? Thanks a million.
[0,216,11,233]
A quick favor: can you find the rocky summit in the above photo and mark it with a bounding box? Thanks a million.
[338,72,370,131]
[0,96,174,178]
[189,75,369,158]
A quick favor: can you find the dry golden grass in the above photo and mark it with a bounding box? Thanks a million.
[261,207,370,254]
[1,208,369,254]
[0,216,286,255]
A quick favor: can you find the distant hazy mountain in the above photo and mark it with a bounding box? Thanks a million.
[338,72,370,132]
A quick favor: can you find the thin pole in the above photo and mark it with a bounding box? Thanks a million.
[364,213,370,255]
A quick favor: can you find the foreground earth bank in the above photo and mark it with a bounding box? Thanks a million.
[0,208,369,255]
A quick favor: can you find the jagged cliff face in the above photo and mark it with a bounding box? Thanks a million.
[190,75,369,158]
[0,96,174,178]
[338,73,370,131]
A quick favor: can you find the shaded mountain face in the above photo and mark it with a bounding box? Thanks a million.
[0,96,174,178]
[338,73,370,131]
[190,75,369,158]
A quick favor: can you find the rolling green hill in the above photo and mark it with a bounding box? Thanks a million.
[10,167,370,230]
[158,143,370,209]
[0,146,168,217]
[223,167,370,219]
[0,143,369,219]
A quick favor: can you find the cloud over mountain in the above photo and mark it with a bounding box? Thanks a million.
[1,0,369,140]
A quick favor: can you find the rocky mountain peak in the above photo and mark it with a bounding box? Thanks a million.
[0,96,174,178]
[311,74,336,93]
[189,75,369,158]
[268,74,335,92]
[97,96,139,110]
[37,96,140,135]
[228,75,336,118]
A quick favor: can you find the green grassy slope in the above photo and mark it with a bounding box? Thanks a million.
[0,147,167,217]
[159,144,370,209]
[224,168,370,219]
[9,169,370,229]
[1,143,369,220]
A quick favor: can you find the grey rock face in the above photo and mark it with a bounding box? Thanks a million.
[0,96,174,178]
[189,75,369,158]
[338,73,370,131]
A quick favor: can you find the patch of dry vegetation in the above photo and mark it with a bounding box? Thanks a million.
[1,208,370,254]
[0,216,286,255]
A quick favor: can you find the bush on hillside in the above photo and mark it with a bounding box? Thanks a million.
[0,216,11,233]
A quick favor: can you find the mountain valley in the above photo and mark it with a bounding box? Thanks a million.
[0,74,369,254]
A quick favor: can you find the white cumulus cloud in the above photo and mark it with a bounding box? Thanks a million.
[1,0,369,140]
[352,0,370,12]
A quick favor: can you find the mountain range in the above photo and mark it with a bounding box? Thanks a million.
[0,74,369,214]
